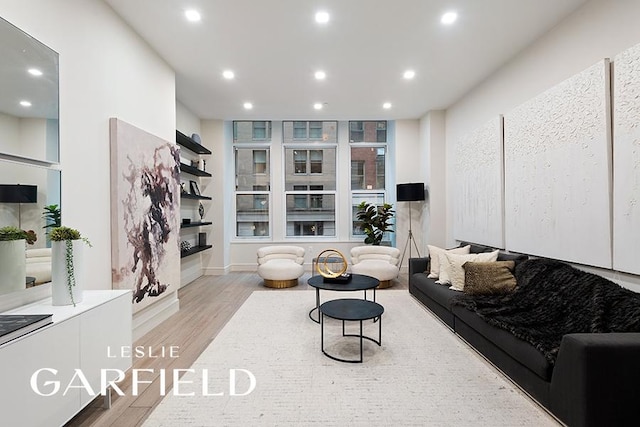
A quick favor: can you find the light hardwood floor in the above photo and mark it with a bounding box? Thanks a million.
[65,272,409,427]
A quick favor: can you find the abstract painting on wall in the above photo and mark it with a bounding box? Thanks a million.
[503,59,612,268]
[613,42,640,275]
[453,116,504,249]
[109,118,180,311]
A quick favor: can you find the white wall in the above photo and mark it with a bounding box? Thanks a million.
[0,0,176,292]
[444,0,640,289]
[394,119,423,266]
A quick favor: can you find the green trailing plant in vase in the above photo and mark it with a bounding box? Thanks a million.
[50,226,91,306]
[355,201,395,245]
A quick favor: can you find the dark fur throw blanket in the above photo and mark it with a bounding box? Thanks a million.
[452,258,640,364]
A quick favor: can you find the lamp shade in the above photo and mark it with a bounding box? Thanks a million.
[396,183,425,202]
[0,184,37,203]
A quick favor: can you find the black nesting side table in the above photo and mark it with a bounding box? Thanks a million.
[320,298,384,363]
[307,273,379,323]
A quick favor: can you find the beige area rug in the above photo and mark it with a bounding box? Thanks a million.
[143,290,559,426]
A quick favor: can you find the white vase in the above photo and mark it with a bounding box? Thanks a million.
[0,240,26,294]
[52,240,84,306]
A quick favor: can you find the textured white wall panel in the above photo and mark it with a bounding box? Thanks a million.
[504,60,612,267]
[613,43,640,274]
[453,116,504,248]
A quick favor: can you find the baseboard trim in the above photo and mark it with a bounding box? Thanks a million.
[132,292,180,341]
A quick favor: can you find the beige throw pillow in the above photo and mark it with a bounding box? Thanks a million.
[463,261,517,295]
[427,245,470,279]
[438,250,499,291]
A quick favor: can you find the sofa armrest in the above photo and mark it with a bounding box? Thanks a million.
[409,257,429,277]
[550,333,640,427]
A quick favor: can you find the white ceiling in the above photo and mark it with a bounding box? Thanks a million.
[104,0,587,121]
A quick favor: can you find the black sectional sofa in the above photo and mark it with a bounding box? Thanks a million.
[409,249,640,427]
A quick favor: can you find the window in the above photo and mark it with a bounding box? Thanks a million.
[349,121,387,143]
[234,121,272,142]
[234,121,271,237]
[283,121,337,143]
[351,160,365,190]
[350,146,385,190]
[293,150,307,174]
[309,121,323,139]
[351,193,385,236]
[252,121,270,139]
[292,222,324,236]
[285,144,336,237]
[253,150,267,174]
[293,121,307,139]
[310,150,323,174]
[350,144,388,238]
[236,194,269,237]
[231,120,391,242]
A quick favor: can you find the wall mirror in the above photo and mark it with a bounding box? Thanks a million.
[0,16,60,300]
[0,16,59,163]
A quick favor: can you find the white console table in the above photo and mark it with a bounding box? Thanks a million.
[0,290,132,427]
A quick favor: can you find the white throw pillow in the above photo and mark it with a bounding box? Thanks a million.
[427,245,470,278]
[438,250,499,291]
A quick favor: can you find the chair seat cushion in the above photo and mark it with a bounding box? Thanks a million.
[258,259,304,281]
[351,260,398,281]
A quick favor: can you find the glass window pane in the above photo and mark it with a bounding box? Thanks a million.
[283,121,337,143]
[286,194,335,236]
[293,150,307,174]
[234,121,271,143]
[351,160,365,190]
[309,121,323,139]
[285,148,336,190]
[253,149,267,174]
[351,193,385,236]
[350,146,385,190]
[310,150,323,174]
[293,121,307,139]
[235,148,270,191]
[236,194,269,237]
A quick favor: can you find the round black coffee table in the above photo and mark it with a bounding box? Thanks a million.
[307,273,379,323]
[320,298,384,363]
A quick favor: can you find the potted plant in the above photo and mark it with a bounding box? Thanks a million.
[42,204,62,236]
[355,201,395,245]
[50,226,91,306]
[0,226,37,294]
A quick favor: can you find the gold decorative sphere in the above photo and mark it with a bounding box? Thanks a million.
[315,249,348,279]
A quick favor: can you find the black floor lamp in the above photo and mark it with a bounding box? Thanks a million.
[0,184,38,228]
[397,182,425,269]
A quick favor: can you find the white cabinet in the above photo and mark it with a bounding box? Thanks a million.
[0,290,131,427]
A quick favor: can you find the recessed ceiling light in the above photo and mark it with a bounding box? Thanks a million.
[27,68,43,76]
[223,70,235,79]
[315,11,330,24]
[383,102,392,109]
[313,103,323,110]
[403,70,416,79]
[314,70,326,80]
[243,102,253,110]
[20,100,32,107]
[185,9,201,22]
[441,11,458,25]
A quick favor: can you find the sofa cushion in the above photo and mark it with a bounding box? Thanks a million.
[438,250,499,290]
[426,245,470,278]
[452,305,553,381]
[463,261,517,295]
